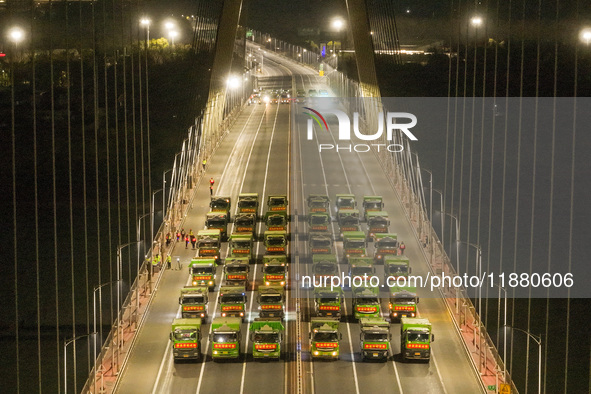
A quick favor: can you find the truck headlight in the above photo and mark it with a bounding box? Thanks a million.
[222,312,226,317]
[411,312,416,317]
[393,312,398,317]
[265,281,270,286]
[200,313,205,317]
[192,281,197,286]
[208,281,213,285]
[280,281,285,286]
[332,351,337,356]
[240,312,244,316]
[313,351,319,356]
[213,350,218,355]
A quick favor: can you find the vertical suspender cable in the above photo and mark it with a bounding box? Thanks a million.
[443,0,455,240]
[113,0,123,316]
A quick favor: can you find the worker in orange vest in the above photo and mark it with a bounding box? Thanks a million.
[209,178,215,195]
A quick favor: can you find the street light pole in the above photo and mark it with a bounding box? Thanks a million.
[64,333,96,394]
[92,280,120,394]
[493,284,508,388]
[505,326,542,394]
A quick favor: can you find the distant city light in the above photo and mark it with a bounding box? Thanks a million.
[471,16,483,26]
[226,76,240,89]
[332,18,344,31]
[140,18,151,26]
[165,21,175,30]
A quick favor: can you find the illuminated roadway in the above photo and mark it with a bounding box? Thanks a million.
[114,49,484,393]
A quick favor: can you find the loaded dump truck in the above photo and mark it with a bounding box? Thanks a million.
[374,234,399,264]
[310,317,342,359]
[308,234,333,256]
[362,196,384,221]
[188,258,217,290]
[210,196,232,217]
[348,256,375,279]
[229,233,254,263]
[359,317,391,361]
[264,230,287,255]
[389,286,418,320]
[266,212,288,232]
[257,285,285,318]
[308,212,331,233]
[343,231,367,262]
[335,194,357,212]
[366,211,390,241]
[218,286,247,321]
[262,255,287,286]
[250,318,284,360]
[264,195,289,221]
[400,317,434,362]
[307,194,330,215]
[383,255,411,283]
[211,317,241,360]
[197,229,221,264]
[337,209,361,237]
[205,211,229,241]
[223,257,250,287]
[352,286,381,320]
[237,193,259,216]
[314,287,343,318]
[179,286,209,320]
[311,254,338,286]
[170,318,201,362]
[234,213,257,238]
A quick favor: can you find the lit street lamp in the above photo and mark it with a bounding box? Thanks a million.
[169,30,178,47]
[504,325,542,394]
[580,28,591,46]
[140,18,151,47]
[470,16,483,27]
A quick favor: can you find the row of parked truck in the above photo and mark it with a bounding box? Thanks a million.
[169,194,291,361]
[306,194,435,363]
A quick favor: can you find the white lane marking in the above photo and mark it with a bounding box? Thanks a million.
[431,350,449,394]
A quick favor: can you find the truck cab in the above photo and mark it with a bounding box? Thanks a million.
[250,318,284,359]
[237,193,259,216]
[234,213,257,238]
[359,317,391,361]
[211,317,241,360]
[308,212,331,233]
[205,211,229,241]
[352,286,381,320]
[197,229,221,264]
[210,196,232,218]
[179,286,209,320]
[170,318,201,362]
[308,233,333,256]
[264,230,287,255]
[262,255,287,286]
[307,194,330,215]
[343,232,367,262]
[223,257,250,287]
[310,317,342,359]
[266,212,288,232]
[257,285,285,318]
[188,258,217,290]
[218,286,247,321]
[264,195,289,221]
[314,286,343,318]
[383,255,411,283]
[311,254,338,287]
[366,211,390,241]
[229,233,254,263]
[337,209,361,238]
[362,196,384,221]
[400,317,434,362]
[374,233,399,264]
[389,286,418,320]
[335,194,357,212]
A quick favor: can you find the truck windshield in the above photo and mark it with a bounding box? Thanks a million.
[314,263,337,275]
[268,216,285,225]
[192,266,213,275]
[393,296,417,304]
[263,265,285,274]
[351,266,372,276]
[221,294,245,303]
[377,240,398,248]
[235,216,254,226]
[407,332,430,342]
[340,216,359,225]
[386,265,408,275]
[207,219,225,227]
[233,240,251,249]
[183,295,205,304]
[260,294,282,303]
[313,332,338,342]
[309,201,327,209]
[267,237,284,246]
[364,202,382,210]
[310,216,328,225]
[358,297,379,304]
[311,239,331,248]
[318,295,339,303]
[239,200,257,208]
[198,239,217,247]
[254,332,280,343]
[213,333,237,343]
[226,266,248,273]
[363,332,388,341]
[369,217,388,225]
[269,197,286,205]
[346,240,365,249]
[337,198,354,206]
[174,329,197,341]
[211,201,229,210]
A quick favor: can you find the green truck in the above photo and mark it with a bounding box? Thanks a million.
[179,286,209,320]
[352,286,381,320]
[314,286,343,318]
[383,255,411,283]
[262,255,287,286]
[359,317,391,361]
[310,317,342,359]
[250,318,284,360]
[210,195,232,218]
[188,258,217,290]
[335,193,357,211]
[264,195,289,221]
[343,231,367,262]
[400,317,434,362]
[223,257,250,287]
[307,194,330,215]
[308,212,331,233]
[374,234,399,264]
[170,318,201,362]
[257,285,285,318]
[234,213,257,238]
[237,192,259,216]
[337,209,361,238]
[362,196,384,221]
[205,211,229,241]
[211,317,241,360]
[389,286,418,320]
[197,229,221,264]
[264,230,287,255]
[366,211,390,240]
[229,233,254,263]
[349,256,375,284]
[311,254,338,286]
[266,212,288,232]
[308,234,333,256]
[218,286,247,321]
